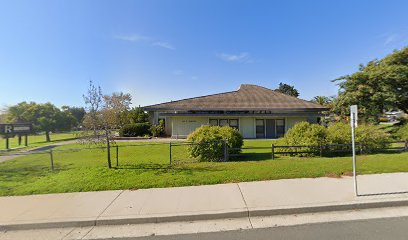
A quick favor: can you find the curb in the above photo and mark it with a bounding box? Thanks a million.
[2,198,408,231]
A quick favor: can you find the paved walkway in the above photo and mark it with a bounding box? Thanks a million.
[0,140,77,163]
[1,172,408,231]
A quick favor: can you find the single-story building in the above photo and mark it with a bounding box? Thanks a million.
[144,84,328,139]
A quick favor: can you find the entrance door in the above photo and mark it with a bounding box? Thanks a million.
[266,119,276,138]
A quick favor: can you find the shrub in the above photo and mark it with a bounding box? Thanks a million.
[187,125,243,162]
[326,122,351,145]
[278,122,327,156]
[150,120,165,137]
[326,122,390,152]
[119,122,151,137]
[396,124,408,141]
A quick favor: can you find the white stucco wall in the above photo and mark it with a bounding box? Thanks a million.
[239,117,255,138]
[171,117,209,138]
[167,116,316,138]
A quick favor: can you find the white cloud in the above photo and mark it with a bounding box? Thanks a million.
[384,34,398,46]
[152,41,175,50]
[216,52,253,63]
[113,34,151,42]
[114,34,175,50]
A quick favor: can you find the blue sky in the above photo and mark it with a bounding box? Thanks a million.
[1,0,408,109]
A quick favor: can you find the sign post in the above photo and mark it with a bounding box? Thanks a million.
[350,105,358,196]
[0,123,32,149]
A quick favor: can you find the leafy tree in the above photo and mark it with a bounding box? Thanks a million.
[6,102,75,142]
[61,106,86,127]
[103,92,132,129]
[311,96,331,106]
[128,106,149,124]
[275,82,299,97]
[333,47,408,121]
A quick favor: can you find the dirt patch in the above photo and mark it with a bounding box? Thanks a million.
[342,171,353,177]
[325,172,341,178]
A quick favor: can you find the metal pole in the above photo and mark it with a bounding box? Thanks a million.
[5,136,9,150]
[116,145,119,167]
[351,112,358,196]
[223,140,228,162]
[50,149,54,171]
[169,142,172,165]
[271,144,275,160]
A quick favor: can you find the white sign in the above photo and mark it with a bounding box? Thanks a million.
[350,105,358,128]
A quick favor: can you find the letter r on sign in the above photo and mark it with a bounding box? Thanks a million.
[5,125,13,133]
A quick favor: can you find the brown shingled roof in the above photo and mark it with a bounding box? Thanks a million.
[144,84,327,112]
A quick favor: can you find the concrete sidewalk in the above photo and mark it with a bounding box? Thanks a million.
[1,173,408,231]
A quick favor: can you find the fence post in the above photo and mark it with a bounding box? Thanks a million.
[24,134,28,146]
[116,145,119,167]
[271,144,275,160]
[5,136,9,150]
[405,140,408,152]
[169,142,172,165]
[224,140,229,162]
[49,149,54,171]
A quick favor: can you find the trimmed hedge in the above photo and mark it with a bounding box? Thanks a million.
[187,125,243,162]
[119,122,151,137]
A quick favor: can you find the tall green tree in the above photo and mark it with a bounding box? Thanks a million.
[275,82,300,97]
[128,106,149,124]
[311,96,332,106]
[61,106,86,127]
[333,47,408,121]
[6,102,76,141]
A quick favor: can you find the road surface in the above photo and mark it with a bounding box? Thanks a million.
[135,216,408,240]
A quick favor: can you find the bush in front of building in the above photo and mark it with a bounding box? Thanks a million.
[187,125,243,162]
[277,122,327,156]
[326,122,390,152]
[150,120,165,137]
[119,122,151,137]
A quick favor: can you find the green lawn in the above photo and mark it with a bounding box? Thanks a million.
[0,139,407,196]
[0,132,78,150]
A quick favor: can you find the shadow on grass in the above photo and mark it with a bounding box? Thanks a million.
[113,162,223,175]
[229,152,273,162]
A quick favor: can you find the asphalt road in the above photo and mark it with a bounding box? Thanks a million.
[128,216,408,240]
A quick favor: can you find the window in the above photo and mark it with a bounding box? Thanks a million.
[256,119,265,138]
[219,119,229,126]
[276,119,285,137]
[229,119,239,129]
[209,119,218,126]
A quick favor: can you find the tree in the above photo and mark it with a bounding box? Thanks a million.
[103,92,132,129]
[275,82,299,97]
[311,96,331,106]
[61,106,86,127]
[128,106,149,124]
[333,47,408,121]
[81,81,126,168]
[6,102,75,142]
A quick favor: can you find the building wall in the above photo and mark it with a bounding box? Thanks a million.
[164,115,318,139]
[239,117,255,138]
[171,117,209,138]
